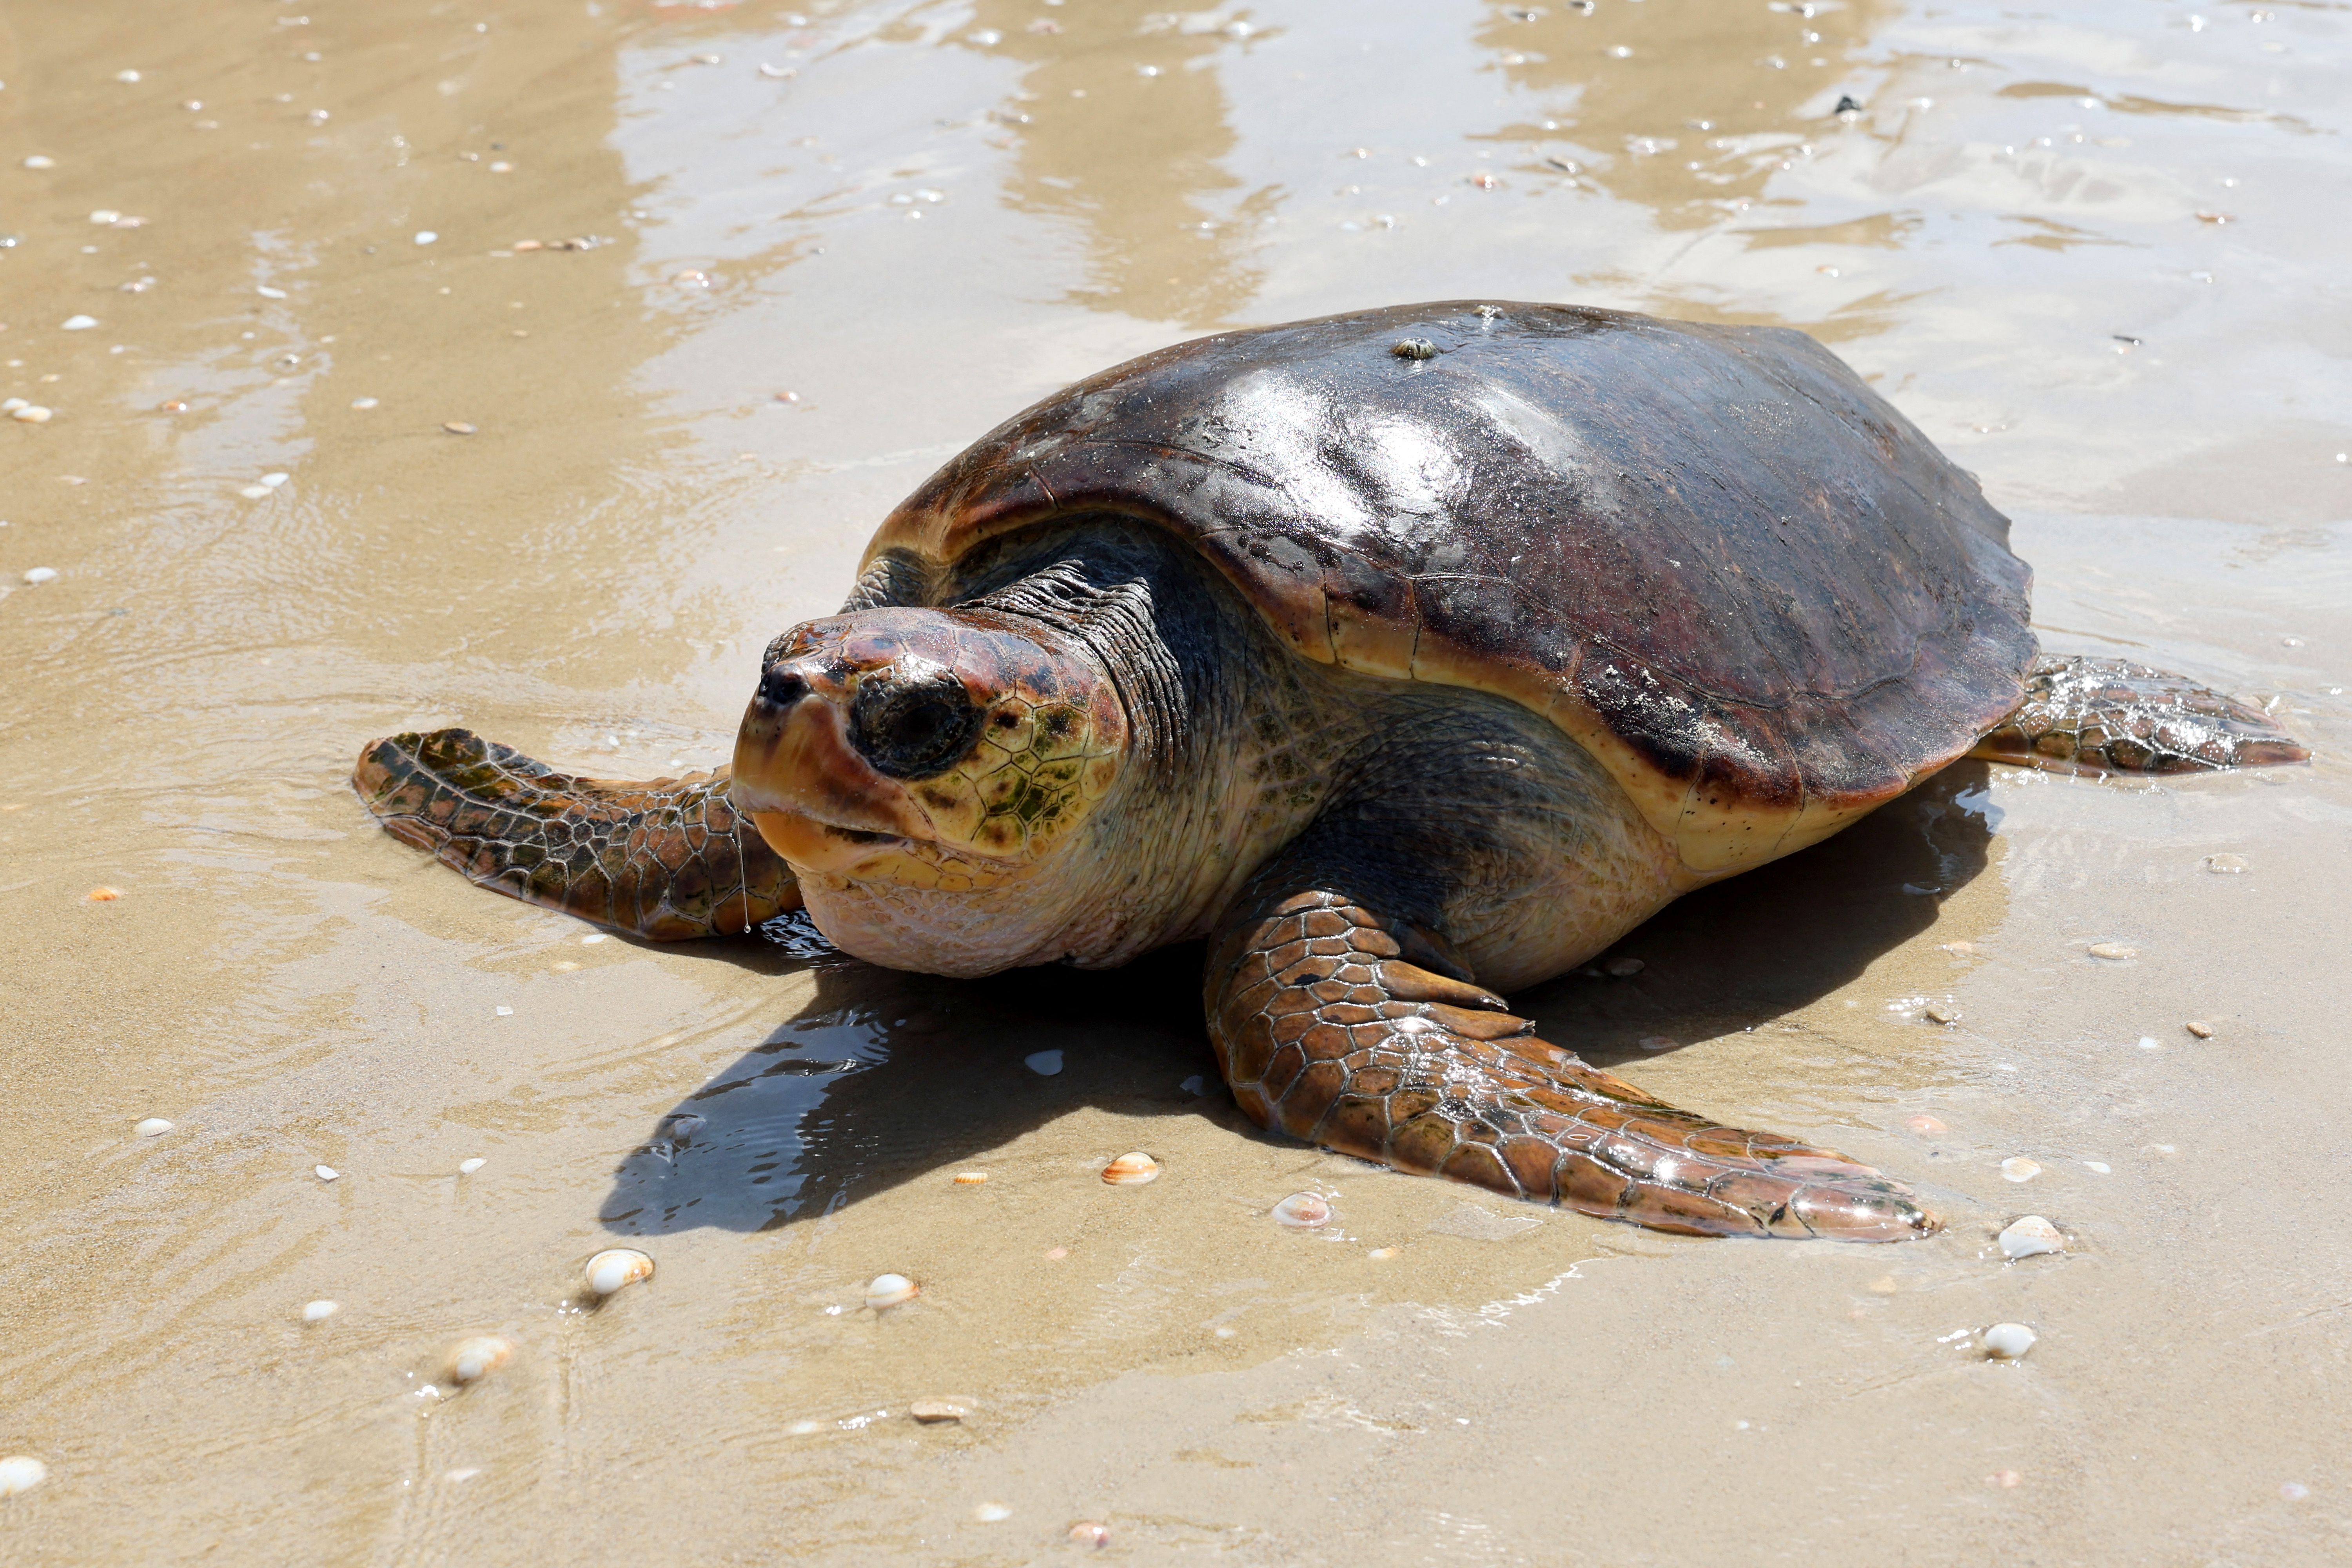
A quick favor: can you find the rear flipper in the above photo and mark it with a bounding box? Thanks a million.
[353,728,799,939]
[1972,654,2310,775]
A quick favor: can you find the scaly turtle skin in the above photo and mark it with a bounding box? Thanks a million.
[356,302,2307,1241]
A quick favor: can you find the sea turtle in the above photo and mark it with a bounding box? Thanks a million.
[355,302,2307,1241]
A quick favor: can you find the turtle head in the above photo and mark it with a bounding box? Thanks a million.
[731,606,1129,971]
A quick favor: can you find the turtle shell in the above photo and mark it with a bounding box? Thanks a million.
[864,301,2034,876]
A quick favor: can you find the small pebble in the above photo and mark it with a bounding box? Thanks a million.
[2203,853,2248,874]
[951,1171,987,1185]
[2281,1482,2310,1501]
[350,396,379,410]
[1939,939,1979,955]
[89,209,122,225]
[85,886,120,900]
[1982,1322,2036,1360]
[1989,1469,2022,1489]
[116,69,142,83]
[302,1299,339,1323]
[864,1272,918,1309]
[584,1247,653,1297]
[1905,1114,1948,1135]
[443,421,477,435]
[1866,1276,1900,1295]
[1044,1247,1069,1260]
[135,1117,173,1137]
[1068,1522,1111,1548]
[11,407,54,424]
[2136,1036,2160,1051]
[0,1455,48,1497]
[494,1005,513,1016]
[1179,1074,1206,1095]
[1024,1049,1063,1075]
[908,1399,966,1423]
[62,315,98,330]
[1998,1214,2065,1260]
[1101,1152,1160,1185]
[1270,1192,1333,1228]
[2087,942,2138,960]
[315,1164,339,1181]
[2000,1156,2041,1183]
[1636,1034,1677,1052]
[1923,1004,1960,1025]
[459,1157,486,1174]
[2185,1020,2214,1040]
[23,566,60,583]
[448,1336,512,1383]
[1604,956,1645,977]
[414,230,438,245]
[973,1503,1012,1523]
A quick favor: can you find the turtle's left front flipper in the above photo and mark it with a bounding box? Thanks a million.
[354,728,799,939]
[1972,654,2309,775]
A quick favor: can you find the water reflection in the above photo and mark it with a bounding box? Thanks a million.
[603,762,1993,1233]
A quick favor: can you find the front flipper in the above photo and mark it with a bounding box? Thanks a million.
[1972,654,2309,775]
[354,728,799,939]
[1207,888,1933,1241]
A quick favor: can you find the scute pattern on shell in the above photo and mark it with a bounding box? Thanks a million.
[865,302,2036,875]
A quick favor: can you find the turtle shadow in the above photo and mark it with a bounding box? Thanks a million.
[596,762,1998,1234]
[595,940,1230,1235]
[1536,760,2000,1067]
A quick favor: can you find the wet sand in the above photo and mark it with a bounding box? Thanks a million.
[3,0,2348,1561]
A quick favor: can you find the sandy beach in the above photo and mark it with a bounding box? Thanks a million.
[2,0,2348,1561]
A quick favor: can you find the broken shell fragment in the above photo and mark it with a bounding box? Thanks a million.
[2203,853,2248,874]
[1068,1521,1111,1548]
[1603,956,1644,977]
[1270,1192,1333,1229]
[303,1299,340,1322]
[2087,942,2138,960]
[973,1503,1011,1523]
[2000,1157,2041,1183]
[864,1273,918,1309]
[315,1164,339,1181]
[448,1336,512,1383]
[1904,1114,1948,1136]
[1982,1322,2037,1360]
[0,1455,48,1497]
[458,1157,485,1174]
[1998,1215,2065,1260]
[1923,1004,1960,1025]
[908,1399,967,1423]
[1101,1152,1160,1185]
[585,1248,653,1298]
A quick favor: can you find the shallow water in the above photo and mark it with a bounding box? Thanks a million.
[2,0,2348,1561]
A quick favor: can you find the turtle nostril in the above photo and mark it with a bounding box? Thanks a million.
[758,666,809,711]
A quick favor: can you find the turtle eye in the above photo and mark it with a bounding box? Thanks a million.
[849,666,982,780]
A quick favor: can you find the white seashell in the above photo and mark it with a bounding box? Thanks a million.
[1982,1322,2037,1360]
[259,472,288,488]
[973,1503,1011,1522]
[585,1248,653,1297]
[908,1399,966,1423]
[1271,1192,1332,1228]
[11,407,53,424]
[785,1419,822,1435]
[864,1272,918,1309]
[62,315,98,330]
[1023,1049,1063,1075]
[89,209,122,225]
[2081,1160,2111,1174]
[495,1005,513,1016]
[951,1171,987,1185]
[135,1117,173,1137]
[115,69,142,83]
[22,566,59,584]
[258,285,288,299]
[1101,1152,1160,1185]
[414,230,438,245]
[0,1455,48,1497]
[1998,1215,2065,1260]
[2087,942,2137,960]
[315,1164,339,1181]
[239,485,272,499]
[350,396,379,410]
[24,155,57,169]
[458,1158,485,1174]
[448,1336,512,1383]
[2000,1157,2040,1183]
[303,1299,339,1322]
[2,398,24,413]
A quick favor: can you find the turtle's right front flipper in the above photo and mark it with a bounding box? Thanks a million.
[1972,654,2309,775]
[354,728,799,940]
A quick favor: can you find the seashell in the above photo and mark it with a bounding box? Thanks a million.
[303,1299,339,1322]
[864,1273,918,1309]
[1604,956,1644,977]
[1068,1521,1111,1548]
[1367,1246,1400,1260]
[1982,1322,2036,1360]
[973,1503,1011,1523]
[1270,1192,1332,1228]
[315,1164,339,1181]
[908,1399,966,1423]
[1998,1215,2065,1260]
[585,1248,653,1297]
[0,1455,48,1497]
[1923,1004,1960,1025]
[2203,853,2247,874]
[1904,1114,1947,1136]
[1101,1152,1160,1185]
[135,1118,173,1137]
[2000,1157,2040,1183]
[62,315,98,330]
[448,1336,512,1383]
[1024,1049,1063,1076]
[11,407,53,424]
[85,885,118,899]
[951,1171,987,1185]
[1636,1034,1677,1052]
[2087,942,2138,960]
[2184,1020,2214,1040]
[458,1157,485,1174]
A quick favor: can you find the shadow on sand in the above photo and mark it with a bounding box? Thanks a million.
[596,762,1998,1236]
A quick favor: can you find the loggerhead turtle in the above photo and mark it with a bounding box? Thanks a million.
[355,303,2307,1241]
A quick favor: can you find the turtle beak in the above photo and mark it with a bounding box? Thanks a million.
[731,654,933,873]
